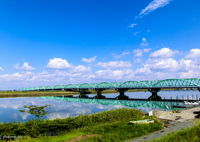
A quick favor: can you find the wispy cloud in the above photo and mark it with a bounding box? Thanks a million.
[134,58,142,64]
[13,63,19,69]
[112,51,130,59]
[96,61,132,68]
[0,67,4,71]
[133,32,139,36]
[139,0,173,18]
[133,49,143,57]
[128,23,137,28]
[144,48,151,53]
[82,56,97,63]
[140,38,149,47]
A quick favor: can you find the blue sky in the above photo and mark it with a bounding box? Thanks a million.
[1,0,200,90]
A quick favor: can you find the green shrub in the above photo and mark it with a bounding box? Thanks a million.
[0,108,145,138]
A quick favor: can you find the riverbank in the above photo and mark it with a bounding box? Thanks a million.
[0,107,199,142]
[0,108,163,142]
[0,89,148,98]
[0,91,78,98]
[0,88,188,98]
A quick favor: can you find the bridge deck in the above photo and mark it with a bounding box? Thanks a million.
[19,78,200,91]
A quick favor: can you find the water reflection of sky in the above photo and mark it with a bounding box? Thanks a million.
[86,90,200,100]
[0,90,199,123]
[0,97,127,123]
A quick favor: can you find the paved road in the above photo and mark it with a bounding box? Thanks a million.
[127,107,200,142]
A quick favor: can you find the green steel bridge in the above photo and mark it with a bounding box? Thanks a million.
[19,78,200,100]
[39,96,180,111]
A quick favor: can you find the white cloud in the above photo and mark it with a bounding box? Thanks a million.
[96,61,132,68]
[94,69,134,80]
[112,51,130,59]
[134,51,200,80]
[81,56,97,63]
[3,47,200,90]
[135,65,152,75]
[0,72,33,82]
[134,58,142,64]
[47,58,72,69]
[150,47,178,59]
[143,48,151,53]
[194,59,200,65]
[185,48,200,59]
[128,23,137,28]
[139,0,173,17]
[142,38,146,42]
[140,38,149,47]
[179,70,200,78]
[179,59,193,72]
[21,62,35,71]
[13,63,19,69]
[149,58,179,71]
[133,49,143,57]
[72,65,91,72]
[0,67,4,71]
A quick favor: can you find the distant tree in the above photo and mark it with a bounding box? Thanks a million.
[19,104,51,120]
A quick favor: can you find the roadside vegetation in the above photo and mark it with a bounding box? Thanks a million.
[0,108,162,142]
[149,120,200,142]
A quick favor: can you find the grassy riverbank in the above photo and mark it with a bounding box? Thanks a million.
[0,89,148,97]
[0,108,163,142]
[0,91,78,98]
[0,88,185,98]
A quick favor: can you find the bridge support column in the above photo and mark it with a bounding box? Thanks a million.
[77,89,88,98]
[115,88,129,100]
[93,89,106,99]
[148,88,161,101]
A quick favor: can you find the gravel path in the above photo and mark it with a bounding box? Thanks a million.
[127,106,200,142]
[127,119,195,142]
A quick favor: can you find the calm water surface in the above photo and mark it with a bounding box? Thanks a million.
[0,90,199,123]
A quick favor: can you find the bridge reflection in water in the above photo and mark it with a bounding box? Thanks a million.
[40,96,181,111]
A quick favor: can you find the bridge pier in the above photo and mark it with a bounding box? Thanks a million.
[93,89,106,99]
[77,89,88,98]
[115,88,129,100]
[148,88,161,101]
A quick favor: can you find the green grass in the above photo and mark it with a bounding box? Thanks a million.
[149,121,200,142]
[18,131,85,142]
[0,108,163,142]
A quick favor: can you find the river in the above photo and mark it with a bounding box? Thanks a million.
[0,90,199,123]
